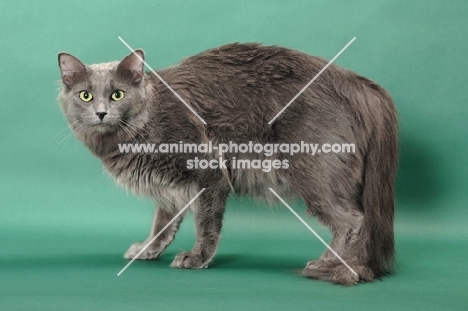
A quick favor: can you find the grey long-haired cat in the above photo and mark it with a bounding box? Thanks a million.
[57,43,397,286]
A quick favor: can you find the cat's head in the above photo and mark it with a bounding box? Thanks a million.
[58,50,148,138]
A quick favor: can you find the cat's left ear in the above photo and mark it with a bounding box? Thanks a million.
[116,49,145,85]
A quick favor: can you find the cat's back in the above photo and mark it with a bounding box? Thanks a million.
[186,42,306,65]
[180,42,328,81]
[152,43,335,126]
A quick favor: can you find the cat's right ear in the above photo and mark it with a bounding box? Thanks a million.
[58,53,87,87]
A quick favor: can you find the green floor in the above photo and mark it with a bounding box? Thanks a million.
[1,0,468,309]
[2,177,468,309]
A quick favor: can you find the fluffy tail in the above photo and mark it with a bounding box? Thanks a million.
[360,80,398,277]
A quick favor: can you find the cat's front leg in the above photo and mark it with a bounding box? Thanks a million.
[171,186,229,269]
[124,206,184,260]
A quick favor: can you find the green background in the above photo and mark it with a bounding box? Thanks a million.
[1,0,467,309]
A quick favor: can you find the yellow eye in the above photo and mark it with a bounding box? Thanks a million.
[79,91,93,102]
[111,90,125,101]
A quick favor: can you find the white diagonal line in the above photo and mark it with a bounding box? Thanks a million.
[268,37,356,124]
[268,188,358,276]
[117,188,206,276]
[118,36,207,125]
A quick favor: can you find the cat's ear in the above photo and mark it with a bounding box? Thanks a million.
[116,49,145,85]
[58,53,87,87]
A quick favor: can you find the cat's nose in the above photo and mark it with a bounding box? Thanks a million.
[96,111,108,121]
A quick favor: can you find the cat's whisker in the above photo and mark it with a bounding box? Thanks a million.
[124,120,151,137]
[52,120,79,142]
[56,124,78,150]
[120,120,151,145]
[120,120,145,142]
[57,133,73,156]
[118,123,139,145]
[56,122,86,155]
[56,132,71,151]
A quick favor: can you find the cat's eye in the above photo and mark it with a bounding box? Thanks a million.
[111,90,125,101]
[79,91,93,102]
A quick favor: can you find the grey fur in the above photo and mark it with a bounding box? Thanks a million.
[58,43,398,286]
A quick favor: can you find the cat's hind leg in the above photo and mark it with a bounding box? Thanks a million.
[301,200,374,285]
[124,206,184,260]
[286,155,374,285]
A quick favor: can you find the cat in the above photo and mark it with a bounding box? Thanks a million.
[57,43,397,285]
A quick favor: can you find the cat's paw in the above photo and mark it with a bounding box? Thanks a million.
[124,241,161,260]
[170,251,208,269]
[305,260,321,269]
[302,260,374,286]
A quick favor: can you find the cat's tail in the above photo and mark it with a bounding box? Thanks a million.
[360,79,398,278]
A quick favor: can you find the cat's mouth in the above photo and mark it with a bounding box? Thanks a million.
[88,121,118,133]
[89,115,118,126]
